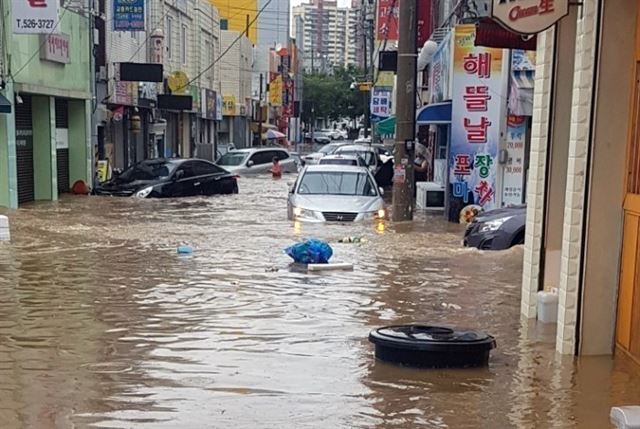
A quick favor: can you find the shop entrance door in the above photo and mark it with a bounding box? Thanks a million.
[617,7,640,363]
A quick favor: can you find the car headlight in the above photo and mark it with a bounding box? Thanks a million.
[365,208,387,220]
[479,216,513,232]
[293,207,317,219]
[135,186,153,198]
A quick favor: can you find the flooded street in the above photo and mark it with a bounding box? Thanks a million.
[1,176,640,428]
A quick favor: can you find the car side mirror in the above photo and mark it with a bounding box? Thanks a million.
[112,168,122,177]
[379,187,384,196]
[174,170,184,181]
[247,160,254,167]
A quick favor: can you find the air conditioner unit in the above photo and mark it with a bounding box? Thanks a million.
[416,181,445,211]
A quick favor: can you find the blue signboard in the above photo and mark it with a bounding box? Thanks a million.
[114,0,145,31]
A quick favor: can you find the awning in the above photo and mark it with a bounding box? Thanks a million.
[475,18,537,51]
[509,70,535,116]
[416,101,452,124]
[0,94,11,114]
[376,115,396,139]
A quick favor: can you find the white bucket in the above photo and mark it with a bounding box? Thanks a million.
[537,289,558,324]
[0,215,10,242]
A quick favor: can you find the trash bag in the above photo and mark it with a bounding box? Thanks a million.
[285,239,333,264]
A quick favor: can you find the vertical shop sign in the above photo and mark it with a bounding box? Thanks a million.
[12,0,59,34]
[376,0,399,41]
[429,32,452,103]
[449,24,506,221]
[503,115,527,205]
[370,88,392,123]
[113,0,145,31]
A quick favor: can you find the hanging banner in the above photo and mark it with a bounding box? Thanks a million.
[448,24,506,222]
[503,115,527,206]
[492,0,569,35]
[12,0,59,34]
[370,88,392,123]
[376,0,399,41]
[113,0,145,32]
[416,0,433,47]
[216,94,223,120]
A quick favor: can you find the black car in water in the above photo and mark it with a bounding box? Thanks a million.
[463,205,526,250]
[94,158,238,198]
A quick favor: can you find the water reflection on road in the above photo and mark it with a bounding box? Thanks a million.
[1,176,639,428]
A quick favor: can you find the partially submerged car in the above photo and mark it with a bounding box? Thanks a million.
[288,164,386,222]
[302,142,346,166]
[318,154,365,167]
[216,147,297,175]
[94,158,238,198]
[463,205,526,250]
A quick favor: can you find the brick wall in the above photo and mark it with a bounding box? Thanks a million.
[521,27,556,319]
[556,0,600,355]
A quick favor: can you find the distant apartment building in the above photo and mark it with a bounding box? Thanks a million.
[293,0,359,72]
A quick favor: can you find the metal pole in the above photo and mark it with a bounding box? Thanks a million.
[392,0,417,221]
[257,73,263,147]
[362,11,369,139]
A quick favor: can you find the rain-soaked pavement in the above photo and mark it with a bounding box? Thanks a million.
[1,176,640,428]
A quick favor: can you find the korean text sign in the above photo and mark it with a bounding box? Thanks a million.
[370,88,392,123]
[448,25,506,221]
[376,0,399,41]
[12,0,59,34]
[114,0,145,31]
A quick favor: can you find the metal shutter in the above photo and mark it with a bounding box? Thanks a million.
[15,96,34,204]
[55,98,69,193]
[57,149,69,193]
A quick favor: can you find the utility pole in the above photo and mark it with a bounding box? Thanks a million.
[257,73,263,147]
[362,3,370,139]
[392,0,417,221]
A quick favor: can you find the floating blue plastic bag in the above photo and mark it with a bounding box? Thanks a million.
[285,239,333,264]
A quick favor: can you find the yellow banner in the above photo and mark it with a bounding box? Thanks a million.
[376,71,394,88]
[269,75,283,107]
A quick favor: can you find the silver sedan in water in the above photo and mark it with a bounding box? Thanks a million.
[287,164,386,222]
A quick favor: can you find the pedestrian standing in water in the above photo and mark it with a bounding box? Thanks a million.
[271,157,283,178]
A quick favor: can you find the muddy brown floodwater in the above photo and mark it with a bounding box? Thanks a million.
[1,176,640,429]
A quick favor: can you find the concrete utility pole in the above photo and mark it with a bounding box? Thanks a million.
[392,0,418,221]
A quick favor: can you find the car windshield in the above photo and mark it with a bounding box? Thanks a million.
[297,171,377,196]
[117,161,175,182]
[218,152,248,166]
[337,150,375,166]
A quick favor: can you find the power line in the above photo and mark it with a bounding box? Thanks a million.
[176,0,275,92]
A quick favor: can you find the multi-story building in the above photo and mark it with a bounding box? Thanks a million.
[93,0,222,170]
[0,1,93,208]
[218,30,253,148]
[293,0,359,72]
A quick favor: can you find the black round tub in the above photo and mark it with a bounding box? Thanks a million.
[368,324,496,368]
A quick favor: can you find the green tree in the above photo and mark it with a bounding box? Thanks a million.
[302,66,366,128]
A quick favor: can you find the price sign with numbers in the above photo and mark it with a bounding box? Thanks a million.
[12,0,59,34]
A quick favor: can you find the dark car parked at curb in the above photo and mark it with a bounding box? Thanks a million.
[94,158,238,198]
[463,205,526,250]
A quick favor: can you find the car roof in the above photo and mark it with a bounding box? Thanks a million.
[321,154,360,160]
[303,164,370,173]
[228,147,287,154]
[335,145,376,152]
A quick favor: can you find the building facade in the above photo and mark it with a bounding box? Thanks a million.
[0,2,92,208]
[293,0,359,72]
[521,0,640,364]
[219,30,253,148]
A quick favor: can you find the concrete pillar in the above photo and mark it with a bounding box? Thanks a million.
[556,0,601,355]
[521,28,557,318]
[578,0,636,355]
[32,95,57,201]
[0,81,18,208]
[68,99,92,185]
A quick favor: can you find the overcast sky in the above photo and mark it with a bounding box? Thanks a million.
[291,0,352,6]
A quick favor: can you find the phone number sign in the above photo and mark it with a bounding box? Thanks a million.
[12,0,59,34]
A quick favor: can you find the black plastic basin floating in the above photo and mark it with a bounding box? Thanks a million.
[368,324,496,368]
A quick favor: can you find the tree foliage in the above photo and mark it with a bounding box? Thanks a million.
[301,66,366,126]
